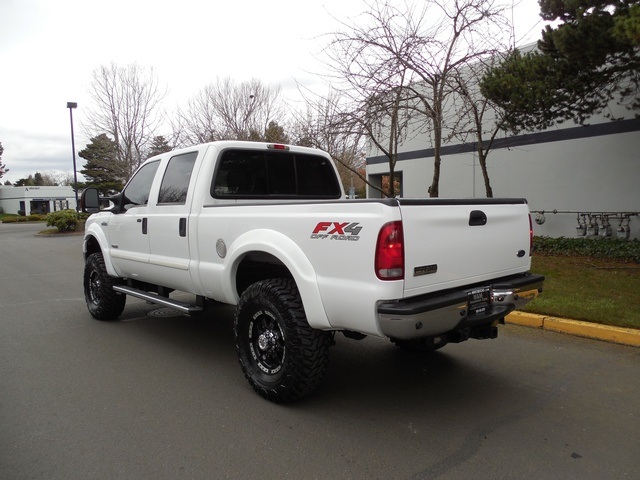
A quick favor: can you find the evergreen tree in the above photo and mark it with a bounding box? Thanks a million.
[33,172,44,186]
[146,135,172,157]
[481,0,640,132]
[14,175,35,187]
[613,3,640,45]
[264,121,289,144]
[79,134,127,195]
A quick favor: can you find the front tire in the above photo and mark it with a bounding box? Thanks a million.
[83,252,126,321]
[234,278,331,403]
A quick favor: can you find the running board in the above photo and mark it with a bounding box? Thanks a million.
[113,285,203,314]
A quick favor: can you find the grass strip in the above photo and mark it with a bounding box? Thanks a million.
[524,255,640,329]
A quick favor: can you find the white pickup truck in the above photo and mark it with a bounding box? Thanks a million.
[80,141,543,402]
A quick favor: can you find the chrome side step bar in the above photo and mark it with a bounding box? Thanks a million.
[113,285,203,314]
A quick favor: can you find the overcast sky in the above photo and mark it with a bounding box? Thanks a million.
[0,0,546,184]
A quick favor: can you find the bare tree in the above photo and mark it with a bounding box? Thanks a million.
[400,0,510,197]
[51,171,76,187]
[322,0,511,197]
[85,63,166,178]
[39,172,74,186]
[321,3,424,198]
[174,78,286,146]
[449,54,507,198]
[0,142,7,180]
[291,89,370,196]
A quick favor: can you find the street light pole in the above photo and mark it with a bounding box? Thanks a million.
[66,102,79,211]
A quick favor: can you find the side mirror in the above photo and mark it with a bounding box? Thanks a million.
[80,188,101,213]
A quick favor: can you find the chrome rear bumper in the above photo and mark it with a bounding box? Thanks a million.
[377,273,544,340]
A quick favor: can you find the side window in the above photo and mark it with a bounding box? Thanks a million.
[158,152,198,204]
[123,160,161,206]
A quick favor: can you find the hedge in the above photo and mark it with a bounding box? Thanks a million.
[533,236,640,263]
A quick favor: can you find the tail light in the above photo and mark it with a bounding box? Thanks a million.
[529,214,534,256]
[375,221,404,280]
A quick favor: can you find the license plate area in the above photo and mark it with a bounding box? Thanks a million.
[467,287,491,316]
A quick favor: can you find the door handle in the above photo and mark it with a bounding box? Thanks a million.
[469,210,487,226]
[179,218,187,237]
[142,218,148,234]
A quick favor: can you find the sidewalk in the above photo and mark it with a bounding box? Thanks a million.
[506,312,640,347]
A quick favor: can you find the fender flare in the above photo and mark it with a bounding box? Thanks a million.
[82,222,120,278]
[223,229,331,330]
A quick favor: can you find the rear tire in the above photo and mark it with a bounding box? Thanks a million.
[234,278,331,403]
[83,252,126,321]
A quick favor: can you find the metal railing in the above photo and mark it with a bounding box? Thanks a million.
[531,210,639,239]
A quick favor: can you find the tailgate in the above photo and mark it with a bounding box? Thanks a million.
[399,198,532,296]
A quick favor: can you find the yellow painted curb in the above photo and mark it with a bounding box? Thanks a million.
[506,313,640,347]
[544,317,640,347]
[505,311,544,328]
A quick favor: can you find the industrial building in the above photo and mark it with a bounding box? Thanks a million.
[366,76,640,240]
[0,185,77,215]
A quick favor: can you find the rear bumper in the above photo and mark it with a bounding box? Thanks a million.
[377,273,544,340]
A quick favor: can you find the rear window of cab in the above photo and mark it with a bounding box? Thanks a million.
[211,149,342,199]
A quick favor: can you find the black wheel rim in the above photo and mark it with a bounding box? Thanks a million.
[247,309,285,375]
[88,270,102,305]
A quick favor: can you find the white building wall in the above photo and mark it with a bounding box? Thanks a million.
[366,66,640,241]
[444,131,639,238]
[368,121,640,238]
[0,186,77,215]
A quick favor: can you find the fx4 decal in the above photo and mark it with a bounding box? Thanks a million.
[311,222,362,241]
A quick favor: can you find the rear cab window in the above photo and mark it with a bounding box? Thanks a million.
[211,149,341,199]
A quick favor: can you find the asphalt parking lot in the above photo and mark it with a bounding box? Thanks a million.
[1,222,639,479]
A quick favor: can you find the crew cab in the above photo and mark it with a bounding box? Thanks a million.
[80,141,544,402]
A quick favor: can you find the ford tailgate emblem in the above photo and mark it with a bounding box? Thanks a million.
[414,264,438,276]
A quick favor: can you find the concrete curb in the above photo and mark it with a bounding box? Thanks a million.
[506,312,640,347]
